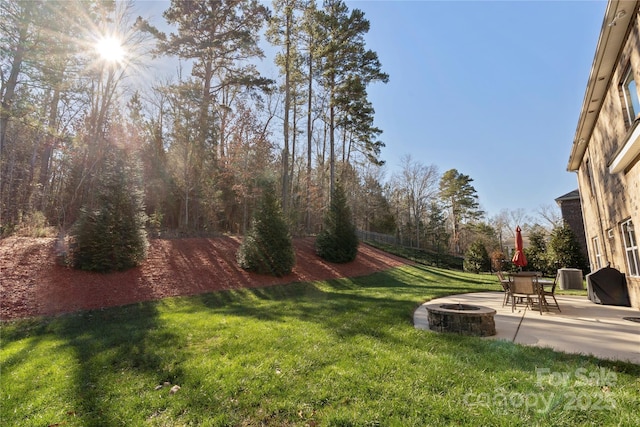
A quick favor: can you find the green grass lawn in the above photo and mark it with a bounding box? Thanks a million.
[2,264,638,426]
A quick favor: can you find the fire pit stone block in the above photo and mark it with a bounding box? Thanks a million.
[425,303,496,337]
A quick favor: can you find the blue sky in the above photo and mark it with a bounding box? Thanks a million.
[350,0,607,219]
[133,0,607,219]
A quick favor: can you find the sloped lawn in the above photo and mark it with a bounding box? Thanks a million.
[2,265,638,426]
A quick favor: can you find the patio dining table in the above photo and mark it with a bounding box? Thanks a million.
[506,273,552,287]
[536,278,555,288]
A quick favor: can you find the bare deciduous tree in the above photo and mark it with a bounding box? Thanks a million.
[392,154,439,247]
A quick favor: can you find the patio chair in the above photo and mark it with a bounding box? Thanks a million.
[541,271,561,312]
[496,271,512,306]
[510,275,545,315]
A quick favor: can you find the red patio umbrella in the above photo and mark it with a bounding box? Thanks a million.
[512,225,527,268]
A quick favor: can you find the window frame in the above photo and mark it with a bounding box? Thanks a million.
[621,66,640,126]
[620,219,639,277]
[592,236,603,270]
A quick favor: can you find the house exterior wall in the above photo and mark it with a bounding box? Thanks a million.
[576,10,640,308]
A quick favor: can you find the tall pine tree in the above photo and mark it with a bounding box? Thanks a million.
[316,0,388,197]
[439,169,484,254]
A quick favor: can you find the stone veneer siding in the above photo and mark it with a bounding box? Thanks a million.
[576,10,640,309]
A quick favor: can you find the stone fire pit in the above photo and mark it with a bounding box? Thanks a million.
[425,303,496,336]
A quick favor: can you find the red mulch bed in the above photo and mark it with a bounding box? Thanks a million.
[0,236,409,321]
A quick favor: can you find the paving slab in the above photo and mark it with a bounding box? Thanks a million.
[414,292,640,364]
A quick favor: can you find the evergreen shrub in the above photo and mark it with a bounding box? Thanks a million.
[237,181,295,277]
[463,240,491,273]
[548,221,589,273]
[71,151,148,272]
[315,182,359,263]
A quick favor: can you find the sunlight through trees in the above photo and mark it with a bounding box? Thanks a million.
[0,0,559,262]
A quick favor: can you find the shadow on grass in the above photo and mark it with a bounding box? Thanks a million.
[3,264,639,426]
[188,265,640,378]
[187,265,495,346]
[52,304,184,426]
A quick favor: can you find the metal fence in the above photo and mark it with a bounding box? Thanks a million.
[357,229,431,251]
[357,229,464,270]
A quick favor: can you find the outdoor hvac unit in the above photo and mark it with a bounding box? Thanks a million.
[557,268,584,290]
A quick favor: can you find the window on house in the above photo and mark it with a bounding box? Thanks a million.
[622,67,640,125]
[592,236,603,270]
[621,219,639,277]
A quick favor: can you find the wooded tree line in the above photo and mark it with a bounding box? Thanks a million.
[2,0,515,257]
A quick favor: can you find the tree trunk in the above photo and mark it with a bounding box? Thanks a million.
[291,87,297,203]
[282,9,291,214]
[329,91,335,199]
[39,84,62,210]
[306,51,313,234]
[0,5,30,155]
[199,59,213,161]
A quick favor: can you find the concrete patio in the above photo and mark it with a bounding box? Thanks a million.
[414,292,640,364]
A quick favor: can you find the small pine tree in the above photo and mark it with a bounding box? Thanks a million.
[548,221,589,273]
[316,182,359,263]
[463,240,491,273]
[72,150,148,272]
[237,181,295,277]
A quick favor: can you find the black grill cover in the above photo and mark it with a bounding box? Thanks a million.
[586,266,631,306]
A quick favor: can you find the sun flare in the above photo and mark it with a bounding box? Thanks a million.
[95,36,125,63]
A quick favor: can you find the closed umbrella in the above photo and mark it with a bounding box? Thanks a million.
[512,225,527,269]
